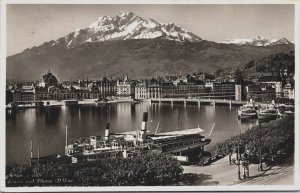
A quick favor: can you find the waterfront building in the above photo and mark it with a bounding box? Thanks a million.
[205,81,214,89]
[7,70,263,103]
[135,82,148,99]
[246,83,276,102]
[235,85,242,101]
[198,73,206,81]
[161,82,176,98]
[202,81,235,99]
[8,71,102,102]
[164,76,177,82]
[173,78,181,86]
[35,86,50,100]
[134,79,162,99]
[15,88,35,101]
[283,81,295,99]
[258,75,283,98]
[97,77,117,98]
[6,90,13,104]
[148,79,161,98]
[246,72,273,83]
[9,83,36,102]
[116,74,135,100]
[212,82,235,93]
[175,82,191,95]
[38,70,58,87]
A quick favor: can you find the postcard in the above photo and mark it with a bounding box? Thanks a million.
[1,0,299,192]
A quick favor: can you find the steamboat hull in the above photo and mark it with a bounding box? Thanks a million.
[238,113,258,120]
[258,113,278,120]
[161,139,211,154]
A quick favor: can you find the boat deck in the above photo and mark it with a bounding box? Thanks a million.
[149,128,205,140]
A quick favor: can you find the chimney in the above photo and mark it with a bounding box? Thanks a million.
[105,122,110,141]
[140,112,148,141]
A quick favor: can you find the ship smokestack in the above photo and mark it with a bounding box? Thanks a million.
[105,122,110,141]
[140,112,148,140]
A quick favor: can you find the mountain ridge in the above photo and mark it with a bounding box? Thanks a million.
[221,36,292,46]
[7,39,294,81]
[46,11,202,50]
[6,12,295,81]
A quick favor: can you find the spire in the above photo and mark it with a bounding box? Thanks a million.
[124,73,129,82]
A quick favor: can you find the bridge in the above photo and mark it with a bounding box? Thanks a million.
[150,98,246,108]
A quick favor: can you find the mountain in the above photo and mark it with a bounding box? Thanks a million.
[221,36,293,46]
[6,12,295,81]
[52,11,202,49]
[242,51,295,75]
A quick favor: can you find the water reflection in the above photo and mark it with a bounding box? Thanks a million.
[6,102,259,165]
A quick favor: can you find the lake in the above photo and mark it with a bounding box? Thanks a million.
[6,102,259,165]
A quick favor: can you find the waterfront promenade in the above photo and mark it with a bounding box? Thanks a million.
[7,98,247,109]
[7,97,288,110]
[182,154,294,186]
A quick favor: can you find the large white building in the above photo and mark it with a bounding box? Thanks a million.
[116,74,135,100]
[283,82,295,99]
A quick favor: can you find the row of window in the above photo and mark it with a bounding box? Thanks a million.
[163,138,203,151]
[86,153,118,160]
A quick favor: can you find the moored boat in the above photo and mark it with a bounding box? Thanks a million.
[258,108,279,120]
[238,107,258,120]
[96,98,109,105]
[283,105,294,116]
[237,99,259,120]
[64,112,211,163]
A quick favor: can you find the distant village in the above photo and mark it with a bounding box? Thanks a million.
[6,68,295,105]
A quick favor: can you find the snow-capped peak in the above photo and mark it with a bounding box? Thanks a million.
[62,11,202,48]
[221,36,292,46]
[269,38,291,45]
[118,10,128,17]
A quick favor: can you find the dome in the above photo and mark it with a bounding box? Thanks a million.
[41,70,58,86]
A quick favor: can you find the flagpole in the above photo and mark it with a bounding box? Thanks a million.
[237,126,241,180]
[30,138,33,166]
[65,125,68,148]
[38,146,40,163]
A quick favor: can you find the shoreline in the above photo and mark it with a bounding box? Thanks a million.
[6,98,292,110]
[6,99,145,109]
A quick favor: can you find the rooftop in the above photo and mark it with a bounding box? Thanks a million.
[258,76,282,82]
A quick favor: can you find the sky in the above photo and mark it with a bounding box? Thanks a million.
[6,4,294,56]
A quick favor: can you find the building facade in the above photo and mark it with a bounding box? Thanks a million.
[116,74,135,100]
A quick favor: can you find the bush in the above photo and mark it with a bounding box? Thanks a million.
[6,153,183,186]
[213,115,294,165]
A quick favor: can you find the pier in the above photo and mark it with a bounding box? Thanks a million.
[150,98,246,108]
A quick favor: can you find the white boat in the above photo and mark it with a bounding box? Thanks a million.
[96,98,110,105]
[284,105,294,115]
[242,102,260,111]
[258,108,278,119]
[238,107,258,119]
[64,112,211,163]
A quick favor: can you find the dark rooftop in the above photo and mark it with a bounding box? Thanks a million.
[258,76,282,82]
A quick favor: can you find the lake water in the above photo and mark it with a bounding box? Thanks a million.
[6,102,259,166]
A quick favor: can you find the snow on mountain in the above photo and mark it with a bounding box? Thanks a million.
[221,36,292,46]
[51,11,202,48]
[269,38,292,46]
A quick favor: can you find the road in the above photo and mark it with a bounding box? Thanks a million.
[182,155,294,186]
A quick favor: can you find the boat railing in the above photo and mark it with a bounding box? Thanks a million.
[162,138,210,152]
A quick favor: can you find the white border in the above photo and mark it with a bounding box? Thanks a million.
[0,0,7,191]
[294,2,300,191]
[0,0,299,192]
